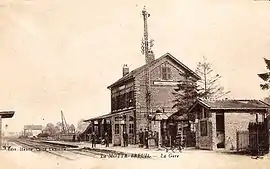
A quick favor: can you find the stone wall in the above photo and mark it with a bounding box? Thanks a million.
[196,112,216,150]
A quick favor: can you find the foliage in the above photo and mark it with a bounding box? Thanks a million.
[195,56,230,99]
[258,58,270,90]
[172,73,200,120]
[42,122,76,137]
[43,123,56,136]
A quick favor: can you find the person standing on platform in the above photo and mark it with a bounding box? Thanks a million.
[144,129,149,149]
[72,134,76,142]
[123,131,128,147]
[104,132,109,147]
[91,132,96,148]
[138,129,143,148]
[154,131,159,147]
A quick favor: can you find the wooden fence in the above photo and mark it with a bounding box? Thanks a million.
[236,130,249,152]
[236,122,269,155]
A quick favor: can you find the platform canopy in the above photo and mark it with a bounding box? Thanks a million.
[0,111,15,118]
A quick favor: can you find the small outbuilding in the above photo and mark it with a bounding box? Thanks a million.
[189,99,270,151]
[0,111,15,149]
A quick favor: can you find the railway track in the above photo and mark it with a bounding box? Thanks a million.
[10,139,106,160]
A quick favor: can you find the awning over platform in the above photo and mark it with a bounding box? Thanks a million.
[0,111,15,118]
[83,109,135,122]
[83,113,112,122]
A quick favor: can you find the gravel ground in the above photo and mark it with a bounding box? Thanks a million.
[1,142,270,169]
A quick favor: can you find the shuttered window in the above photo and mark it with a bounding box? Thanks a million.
[129,124,134,134]
[161,64,172,80]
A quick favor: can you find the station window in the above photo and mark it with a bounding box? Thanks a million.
[129,115,134,121]
[129,124,134,134]
[115,124,120,134]
[161,64,172,80]
[128,91,134,107]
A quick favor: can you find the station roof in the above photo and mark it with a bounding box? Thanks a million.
[107,53,201,89]
[189,99,270,112]
[0,111,15,118]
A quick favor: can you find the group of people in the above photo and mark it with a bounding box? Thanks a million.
[138,128,159,149]
[90,132,97,148]
[89,129,159,149]
[89,131,110,148]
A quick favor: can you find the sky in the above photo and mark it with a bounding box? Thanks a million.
[1,0,270,132]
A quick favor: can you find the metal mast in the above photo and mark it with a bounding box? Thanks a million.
[142,6,151,129]
[142,6,150,64]
[61,110,69,134]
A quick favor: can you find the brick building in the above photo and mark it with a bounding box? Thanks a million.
[84,53,200,146]
[189,99,270,151]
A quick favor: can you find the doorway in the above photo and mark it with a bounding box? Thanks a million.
[120,124,126,146]
[216,112,225,148]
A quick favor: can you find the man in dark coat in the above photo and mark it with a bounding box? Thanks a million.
[91,132,96,148]
[123,131,128,147]
[154,131,159,147]
[138,129,143,148]
[104,132,109,147]
[72,134,76,142]
[144,129,149,149]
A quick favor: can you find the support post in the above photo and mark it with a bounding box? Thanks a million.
[211,113,217,151]
[0,116,2,150]
[236,131,239,152]
[158,121,162,149]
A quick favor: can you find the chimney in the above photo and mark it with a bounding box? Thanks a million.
[123,64,129,76]
[148,51,155,63]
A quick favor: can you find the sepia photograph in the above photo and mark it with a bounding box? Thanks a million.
[1,0,270,168]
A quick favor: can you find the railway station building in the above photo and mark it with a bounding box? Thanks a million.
[83,53,200,146]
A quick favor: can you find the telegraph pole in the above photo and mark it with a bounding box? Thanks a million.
[142,7,151,130]
[142,7,150,64]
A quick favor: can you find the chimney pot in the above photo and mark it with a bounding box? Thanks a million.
[146,51,155,64]
[123,64,129,76]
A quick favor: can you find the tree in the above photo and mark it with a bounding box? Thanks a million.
[68,124,76,133]
[195,56,230,99]
[43,123,56,136]
[258,58,270,117]
[258,58,270,90]
[55,122,62,133]
[172,73,200,120]
[171,73,200,148]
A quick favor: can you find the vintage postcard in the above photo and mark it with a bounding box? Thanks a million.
[1,0,270,169]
